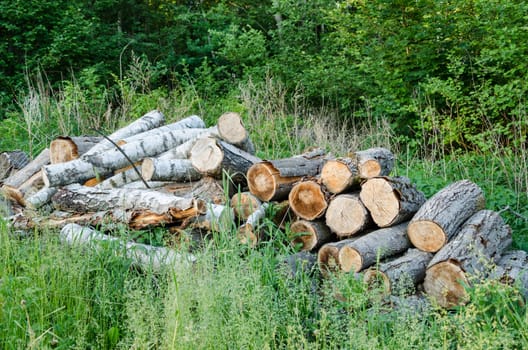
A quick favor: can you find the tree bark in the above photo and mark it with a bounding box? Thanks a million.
[320,158,360,194]
[318,238,360,277]
[289,180,329,220]
[230,191,262,221]
[289,219,334,252]
[325,193,372,237]
[94,168,139,189]
[25,187,58,209]
[424,210,511,308]
[0,150,29,181]
[42,158,111,187]
[491,250,528,300]
[237,202,269,247]
[52,184,204,222]
[353,147,394,178]
[407,179,485,252]
[338,222,411,273]
[141,158,201,182]
[60,223,196,272]
[217,112,255,154]
[360,176,426,227]
[363,248,434,295]
[247,148,327,202]
[2,148,49,189]
[50,136,102,164]
[85,128,209,170]
[190,137,261,184]
[83,109,165,157]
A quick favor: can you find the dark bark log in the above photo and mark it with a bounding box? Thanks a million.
[289,219,334,252]
[0,150,29,181]
[491,250,528,300]
[338,222,411,273]
[2,148,49,189]
[353,147,395,178]
[407,180,485,252]
[360,176,426,227]
[317,238,361,278]
[424,210,511,308]
[50,136,102,164]
[279,251,318,279]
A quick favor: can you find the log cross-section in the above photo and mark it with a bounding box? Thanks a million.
[325,193,372,238]
[288,180,329,221]
[289,219,334,252]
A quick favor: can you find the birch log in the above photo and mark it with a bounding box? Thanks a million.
[407,180,485,252]
[142,158,201,182]
[25,187,58,209]
[424,210,511,308]
[238,202,269,247]
[325,193,372,237]
[288,180,329,220]
[289,219,334,252]
[353,147,395,178]
[85,128,209,170]
[338,222,411,273]
[0,150,29,181]
[42,158,111,187]
[359,176,426,227]
[247,148,327,202]
[363,249,434,295]
[60,223,196,271]
[216,112,255,154]
[94,168,140,189]
[190,137,261,184]
[50,136,102,164]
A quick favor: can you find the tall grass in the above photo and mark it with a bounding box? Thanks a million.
[0,69,527,348]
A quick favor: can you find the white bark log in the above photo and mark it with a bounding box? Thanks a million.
[118,115,206,144]
[142,158,201,182]
[42,158,111,187]
[25,187,58,209]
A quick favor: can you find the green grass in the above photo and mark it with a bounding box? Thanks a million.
[1,72,527,349]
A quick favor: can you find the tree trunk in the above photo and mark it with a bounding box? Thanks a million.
[25,187,58,209]
[52,184,204,221]
[230,191,262,221]
[157,138,198,160]
[320,158,360,194]
[50,136,102,164]
[289,180,329,220]
[289,219,334,252]
[141,158,201,182]
[94,168,139,189]
[325,193,372,237]
[237,202,269,247]
[338,222,411,273]
[83,109,165,157]
[424,210,511,308]
[190,137,261,184]
[42,158,111,187]
[407,179,485,252]
[60,223,195,272]
[247,148,327,201]
[363,248,434,295]
[353,147,394,178]
[217,112,255,154]
[0,150,29,181]
[360,176,426,227]
[491,250,528,300]
[318,238,360,277]
[2,148,49,189]
[85,128,209,170]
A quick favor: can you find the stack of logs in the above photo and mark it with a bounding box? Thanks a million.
[1,110,526,308]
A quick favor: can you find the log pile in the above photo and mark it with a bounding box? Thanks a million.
[0,109,525,309]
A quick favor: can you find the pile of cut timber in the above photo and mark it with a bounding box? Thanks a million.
[1,109,526,308]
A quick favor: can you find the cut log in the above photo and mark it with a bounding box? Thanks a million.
[25,187,58,209]
[190,137,261,184]
[184,204,234,232]
[338,222,411,273]
[320,158,360,194]
[50,136,102,164]
[231,191,262,221]
[42,158,111,187]
[325,193,372,237]
[94,168,140,189]
[52,184,204,222]
[289,180,329,220]
[0,150,29,181]
[217,112,255,154]
[157,138,198,160]
[363,248,434,295]
[407,179,485,253]
[2,148,49,189]
[289,219,334,252]
[353,147,394,178]
[424,210,511,308]
[359,176,426,227]
[85,128,209,171]
[141,158,201,182]
[60,223,195,272]
[237,202,269,247]
[318,238,360,277]
[279,251,317,279]
[491,250,528,299]
[247,148,327,202]
[83,109,166,157]
[118,115,207,145]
